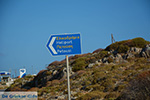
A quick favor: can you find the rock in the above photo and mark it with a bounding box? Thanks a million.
[104,61,109,65]
[109,50,114,54]
[123,53,135,59]
[122,60,128,63]
[127,53,135,58]
[129,47,142,53]
[140,44,150,58]
[102,57,108,63]
[52,70,57,75]
[95,61,102,66]
[109,55,115,60]
[57,95,66,99]
[114,54,123,63]
[88,63,95,68]
[50,68,67,80]
[116,54,122,59]
[113,50,118,55]
[105,71,108,73]
[108,51,111,54]
[71,91,77,95]
[98,59,102,62]
[95,61,99,64]
[146,44,150,48]
[88,88,93,92]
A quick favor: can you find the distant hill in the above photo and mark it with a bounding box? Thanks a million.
[6,37,150,100]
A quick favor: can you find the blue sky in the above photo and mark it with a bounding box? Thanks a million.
[0,0,150,77]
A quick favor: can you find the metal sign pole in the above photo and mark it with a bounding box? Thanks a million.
[66,55,71,100]
[46,33,82,100]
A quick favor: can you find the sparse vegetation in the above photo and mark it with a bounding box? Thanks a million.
[99,50,109,58]
[131,37,149,48]
[108,57,114,63]
[72,57,87,72]
[117,45,129,53]
[6,37,150,100]
[105,37,150,51]
[78,91,106,100]
[118,71,150,100]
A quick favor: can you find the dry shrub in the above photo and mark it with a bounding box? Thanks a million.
[105,92,120,100]
[48,61,60,66]
[45,81,50,86]
[77,70,86,76]
[93,48,103,53]
[77,91,106,100]
[46,80,60,86]
[51,80,60,85]
[28,87,38,91]
[117,71,150,100]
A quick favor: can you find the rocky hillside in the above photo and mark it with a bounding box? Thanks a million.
[6,37,150,100]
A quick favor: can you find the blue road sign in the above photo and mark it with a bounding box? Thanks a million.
[46,33,82,56]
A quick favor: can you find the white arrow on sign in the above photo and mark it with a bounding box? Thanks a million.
[49,37,57,54]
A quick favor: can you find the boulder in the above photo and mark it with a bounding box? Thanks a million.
[129,47,142,53]
[140,44,150,58]
[123,53,135,59]
[115,54,122,60]
[114,54,123,63]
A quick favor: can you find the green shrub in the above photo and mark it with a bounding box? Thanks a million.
[85,57,97,63]
[102,78,115,92]
[95,50,109,59]
[111,65,120,70]
[135,57,147,63]
[15,78,22,83]
[105,40,128,51]
[92,72,106,84]
[25,75,34,79]
[72,57,87,72]
[82,80,91,86]
[131,37,149,48]
[92,84,105,91]
[117,45,129,53]
[105,42,119,51]
[85,84,105,92]
[105,37,150,51]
